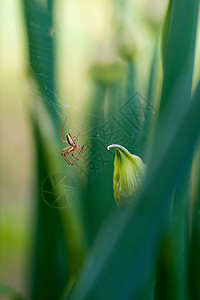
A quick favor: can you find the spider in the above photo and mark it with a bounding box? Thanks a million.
[61,117,84,165]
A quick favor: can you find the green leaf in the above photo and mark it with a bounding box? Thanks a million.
[161,0,172,67]
[160,0,199,112]
[155,0,199,298]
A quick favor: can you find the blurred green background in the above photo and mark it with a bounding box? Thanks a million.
[1,0,200,299]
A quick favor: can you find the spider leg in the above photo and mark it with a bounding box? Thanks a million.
[71,146,84,164]
[62,145,72,152]
[61,145,74,165]
[61,152,72,165]
[61,117,67,142]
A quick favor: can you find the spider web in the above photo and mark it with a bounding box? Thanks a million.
[22,62,110,145]
[22,52,150,154]
[22,57,146,154]
[20,14,154,182]
[21,51,124,151]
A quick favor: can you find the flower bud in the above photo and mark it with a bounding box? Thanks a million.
[107,144,146,209]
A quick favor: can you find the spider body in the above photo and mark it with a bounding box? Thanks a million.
[66,133,75,147]
[61,118,84,165]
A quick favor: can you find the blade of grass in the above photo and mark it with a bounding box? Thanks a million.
[83,79,125,245]
[155,177,190,300]
[188,143,200,299]
[139,41,159,158]
[160,0,199,112]
[23,0,58,125]
[155,0,199,297]
[29,110,68,300]
[82,59,137,245]
[23,1,87,299]
[23,2,67,299]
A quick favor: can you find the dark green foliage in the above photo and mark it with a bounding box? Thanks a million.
[13,0,200,299]
[70,78,200,299]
